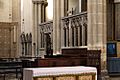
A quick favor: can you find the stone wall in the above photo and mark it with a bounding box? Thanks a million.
[21,0,33,33]
[0,0,12,22]
[0,0,21,57]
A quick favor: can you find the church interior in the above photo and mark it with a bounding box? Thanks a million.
[0,0,120,80]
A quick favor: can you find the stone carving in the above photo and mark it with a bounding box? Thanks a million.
[39,21,53,56]
[62,12,87,47]
[20,32,32,56]
[45,33,52,56]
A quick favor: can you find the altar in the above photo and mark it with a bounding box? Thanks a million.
[23,66,97,80]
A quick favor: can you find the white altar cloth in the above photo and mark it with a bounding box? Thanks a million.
[23,66,97,80]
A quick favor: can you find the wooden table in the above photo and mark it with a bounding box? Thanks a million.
[23,66,97,80]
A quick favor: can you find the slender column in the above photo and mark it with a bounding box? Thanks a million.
[64,0,68,16]
[66,28,69,47]
[37,3,42,56]
[63,20,69,47]
[79,0,82,12]
[41,33,43,48]
[32,3,35,57]
[35,3,38,56]
[69,20,72,47]
[76,27,78,46]
[78,19,82,46]
[62,26,65,47]
[53,0,62,54]
[61,0,65,47]
[51,30,53,49]
[103,0,107,70]
[78,26,81,46]
[32,3,38,56]
[74,27,76,46]
[41,3,45,22]
[56,0,61,53]
[82,25,85,46]
[63,28,66,47]
[32,0,43,57]
[38,4,42,24]
[40,32,43,48]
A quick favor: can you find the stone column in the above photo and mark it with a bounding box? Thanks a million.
[41,1,47,22]
[32,0,44,57]
[78,26,81,46]
[74,27,76,46]
[33,3,38,56]
[38,4,42,24]
[87,0,108,79]
[69,21,72,47]
[61,0,65,47]
[37,3,42,56]
[41,3,45,22]
[53,0,64,54]
[82,24,85,46]
[79,0,82,12]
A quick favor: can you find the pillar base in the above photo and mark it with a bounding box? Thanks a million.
[98,69,110,80]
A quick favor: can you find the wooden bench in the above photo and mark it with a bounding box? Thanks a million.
[0,61,23,80]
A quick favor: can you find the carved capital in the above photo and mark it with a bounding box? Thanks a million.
[32,0,41,3]
[32,0,47,5]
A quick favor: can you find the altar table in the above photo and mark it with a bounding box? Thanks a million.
[23,66,97,80]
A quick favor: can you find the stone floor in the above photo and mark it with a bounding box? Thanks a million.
[109,73,120,80]
[1,74,120,80]
[0,74,21,80]
[1,77,120,80]
[110,77,120,80]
